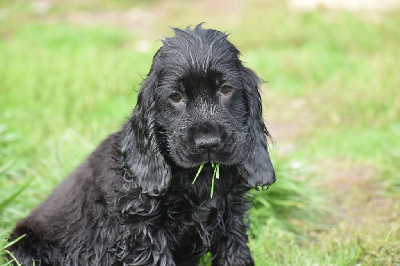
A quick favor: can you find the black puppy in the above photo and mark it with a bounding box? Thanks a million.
[7,24,275,265]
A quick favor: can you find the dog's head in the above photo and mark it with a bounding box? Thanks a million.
[122,24,275,195]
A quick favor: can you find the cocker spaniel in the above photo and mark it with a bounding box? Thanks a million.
[7,24,275,266]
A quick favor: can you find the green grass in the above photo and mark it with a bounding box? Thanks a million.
[1,0,400,264]
[192,163,220,198]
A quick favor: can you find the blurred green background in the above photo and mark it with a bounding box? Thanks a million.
[1,0,399,264]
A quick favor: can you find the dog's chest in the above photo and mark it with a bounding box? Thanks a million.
[163,197,225,255]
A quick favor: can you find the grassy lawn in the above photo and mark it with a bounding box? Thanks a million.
[1,0,399,265]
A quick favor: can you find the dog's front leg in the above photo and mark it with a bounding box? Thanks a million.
[114,194,175,266]
[211,198,254,266]
[211,226,254,266]
[115,224,175,266]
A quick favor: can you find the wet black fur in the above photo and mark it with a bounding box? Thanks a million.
[7,24,275,265]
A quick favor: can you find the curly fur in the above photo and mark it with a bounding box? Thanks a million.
[7,24,275,266]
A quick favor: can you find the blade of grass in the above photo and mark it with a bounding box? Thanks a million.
[3,235,25,250]
[2,235,25,266]
[192,163,205,184]
[210,163,220,198]
[3,250,22,266]
[211,167,216,198]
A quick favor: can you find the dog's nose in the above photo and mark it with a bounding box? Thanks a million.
[195,136,221,154]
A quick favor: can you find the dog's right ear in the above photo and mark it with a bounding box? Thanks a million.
[121,67,171,196]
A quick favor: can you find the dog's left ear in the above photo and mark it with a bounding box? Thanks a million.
[121,68,171,196]
[239,67,276,189]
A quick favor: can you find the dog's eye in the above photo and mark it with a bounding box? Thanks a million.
[170,92,183,103]
[220,85,232,96]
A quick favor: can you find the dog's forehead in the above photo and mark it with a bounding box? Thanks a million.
[156,26,241,74]
[180,69,222,90]
[159,64,239,95]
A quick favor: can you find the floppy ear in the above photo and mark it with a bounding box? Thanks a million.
[240,67,276,189]
[121,69,171,196]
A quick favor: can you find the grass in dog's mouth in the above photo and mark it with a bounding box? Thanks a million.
[192,163,220,198]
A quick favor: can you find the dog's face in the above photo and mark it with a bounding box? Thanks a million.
[123,25,275,195]
[153,45,249,168]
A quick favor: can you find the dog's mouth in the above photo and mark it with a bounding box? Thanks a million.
[172,149,242,169]
[199,162,215,171]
